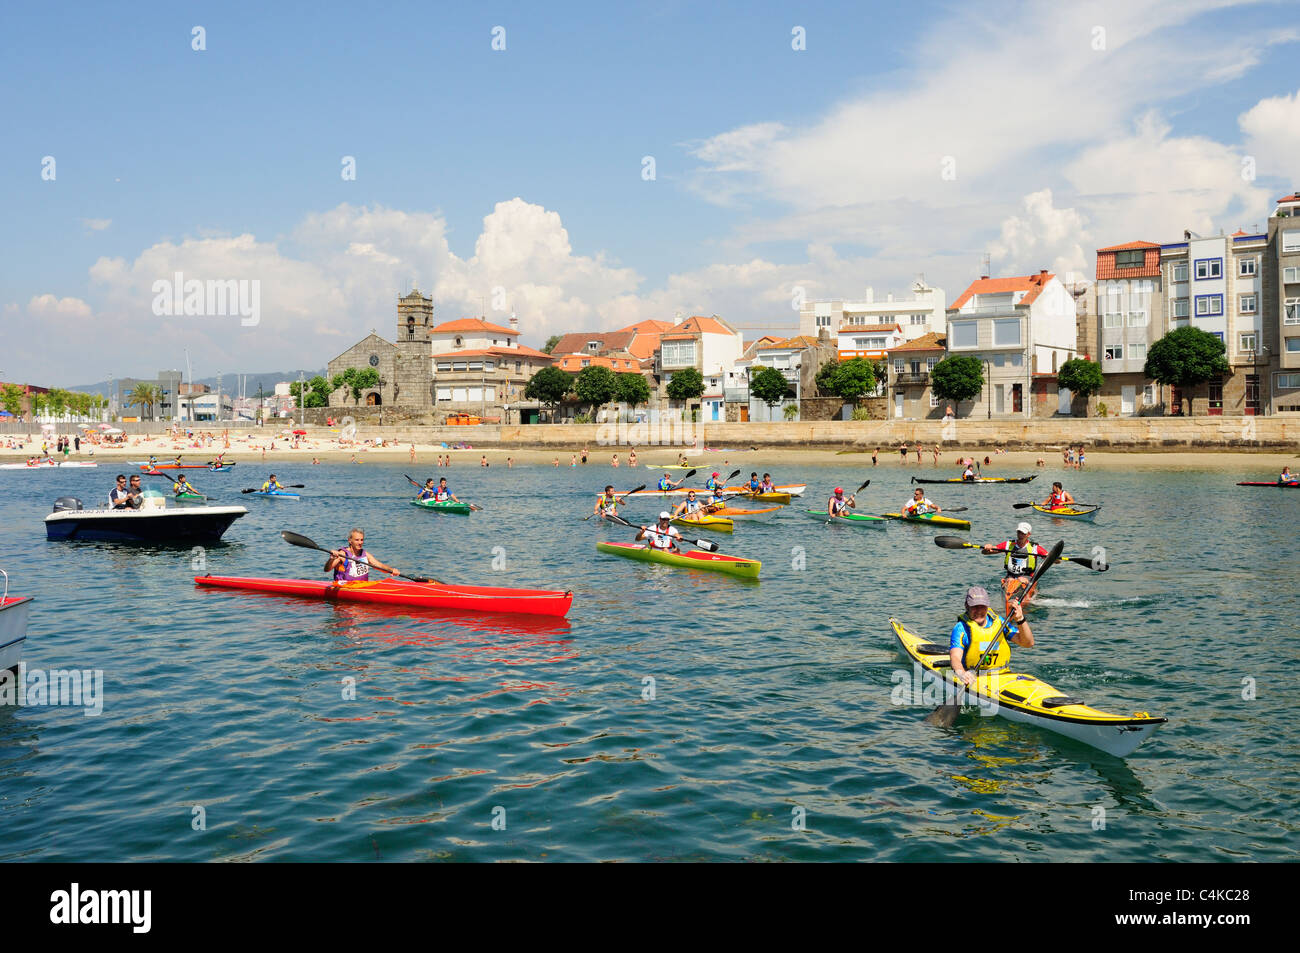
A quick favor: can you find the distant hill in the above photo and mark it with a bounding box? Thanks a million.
[67,370,328,398]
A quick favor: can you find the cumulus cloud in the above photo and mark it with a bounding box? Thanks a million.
[81,218,111,232]
[27,294,92,318]
[1240,88,1300,182]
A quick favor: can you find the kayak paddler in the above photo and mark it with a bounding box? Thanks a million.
[172,473,198,497]
[417,478,438,500]
[961,461,977,482]
[949,585,1033,687]
[594,485,625,519]
[636,512,683,552]
[902,487,941,516]
[825,485,857,519]
[1280,466,1296,485]
[325,529,399,582]
[980,522,1050,611]
[261,474,286,493]
[1042,482,1075,508]
[657,472,684,491]
[746,472,761,492]
[704,472,725,499]
[672,489,706,520]
[433,477,463,504]
[759,473,776,493]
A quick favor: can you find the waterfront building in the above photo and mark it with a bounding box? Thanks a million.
[885,331,946,419]
[799,278,946,344]
[1264,193,1300,414]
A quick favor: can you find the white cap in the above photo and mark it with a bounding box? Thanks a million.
[659,511,671,520]
[1017,522,1032,535]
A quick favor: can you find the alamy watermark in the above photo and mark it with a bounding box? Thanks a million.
[595,418,702,447]
[152,271,260,326]
[0,663,104,716]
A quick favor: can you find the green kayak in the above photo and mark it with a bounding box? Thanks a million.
[410,498,472,514]
[806,510,888,527]
[174,492,207,503]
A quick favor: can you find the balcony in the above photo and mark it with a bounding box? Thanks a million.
[893,371,930,385]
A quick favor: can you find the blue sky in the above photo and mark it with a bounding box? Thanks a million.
[2,0,1298,382]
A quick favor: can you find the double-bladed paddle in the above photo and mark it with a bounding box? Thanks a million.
[404,473,482,510]
[925,538,1065,728]
[824,478,871,524]
[932,535,1107,570]
[241,484,305,493]
[584,483,647,520]
[280,530,444,585]
[602,511,721,553]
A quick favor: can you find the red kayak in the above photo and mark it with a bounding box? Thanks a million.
[1236,481,1299,488]
[195,575,573,617]
[140,464,219,471]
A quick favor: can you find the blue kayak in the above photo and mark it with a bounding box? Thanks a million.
[248,490,300,500]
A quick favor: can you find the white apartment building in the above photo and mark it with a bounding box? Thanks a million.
[946,271,1077,418]
[799,278,945,345]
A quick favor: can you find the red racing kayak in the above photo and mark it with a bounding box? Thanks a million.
[195,575,573,617]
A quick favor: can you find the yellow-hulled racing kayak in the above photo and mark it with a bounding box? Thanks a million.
[671,513,734,533]
[889,617,1165,757]
[884,511,971,530]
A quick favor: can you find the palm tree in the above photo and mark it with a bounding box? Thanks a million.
[126,383,160,420]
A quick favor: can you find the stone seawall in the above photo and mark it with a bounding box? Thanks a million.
[324,417,1298,451]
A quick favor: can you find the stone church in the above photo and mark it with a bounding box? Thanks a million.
[327,288,436,407]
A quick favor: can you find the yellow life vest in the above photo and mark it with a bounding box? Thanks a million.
[1003,542,1036,575]
[957,611,1011,671]
[596,494,619,513]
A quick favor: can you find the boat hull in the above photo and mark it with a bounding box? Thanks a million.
[596,541,760,578]
[195,575,573,617]
[1030,503,1100,520]
[44,506,248,543]
[0,596,31,672]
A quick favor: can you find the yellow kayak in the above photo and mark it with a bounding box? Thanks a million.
[671,513,734,534]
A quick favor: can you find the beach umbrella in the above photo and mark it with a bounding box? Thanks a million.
[292,429,307,435]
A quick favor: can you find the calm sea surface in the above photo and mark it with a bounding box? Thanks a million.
[1,455,1295,861]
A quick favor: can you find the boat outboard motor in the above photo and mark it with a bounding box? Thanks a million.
[53,496,83,513]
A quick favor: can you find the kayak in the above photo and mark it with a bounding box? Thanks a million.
[1030,503,1100,520]
[624,483,805,498]
[248,490,300,500]
[890,617,1165,757]
[410,498,472,514]
[725,483,804,497]
[733,491,792,504]
[805,510,888,527]
[1236,481,1300,488]
[596,541,760,578]
[703,505,781,521]
[1000,576,1035,616]
[136,463,217,470]
[195,575,573,618]
[208,463,237,472]
[174,492,207,503]
[912,476,1037,485]
[884,511,972,530]
[671,513,734,533]
[0,461,99,469]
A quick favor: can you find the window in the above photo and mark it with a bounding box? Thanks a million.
[1142,384,1156,405]
[662,341,697,366]
[855,336,886,348]
[1129,343,1146,362]
[993,318,1021,347]
[1172,261,1189,282]
[515,361,522,372]
[1103,312,1123,328]
[587,342,599,352]
[992,354,1005,367]
[1283,230,1300,253]
[911,314,926,325]
[452,387,468,402]
[452,361,468,372]
[1277,373,1300,389]
[436,361,452,372]
[1284,266,1300,283]
[1104,344,1123,361]
[1126,312,1148,327]
[485,361,495,371]
[1115,249,1144,268]
[1240,294,1257,313]
[1010,354,1023,367]
[1194,259,1222,279]
[1213,332,1225,343]
[950,321,978,349]
[435,387,452,401]
[893,359,904,374]
[1172,299,1189,318]
[581,359,590,367]
[929,393,939,408]
[468,361,483,371]
[1288,338,1300,354]
[926,357,937,371]
[1287,299,1300,325]
[1239,258,1256,276]
[1208,382,1223,410]
[816,315,831,327]
[1195,295,1223,316]
[1240,333,1257,353]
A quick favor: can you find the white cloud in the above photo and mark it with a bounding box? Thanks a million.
[27,294,91,318]
[1239,88,1300,181]
[81,218,111,232]
[989,190,1089,280]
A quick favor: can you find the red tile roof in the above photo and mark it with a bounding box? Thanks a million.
[887,332,946,353]
[618,319,675,334]
[434,346,553,361]
[548,330,636,357]
[758,335,820,350]
[1278,194,1300,203]
[1095,244,1161,279]
[554,354,642,372]
[671,315,735,336]
[1096,240,1161,252]
[838,323,901,333]
[432,318,518,335]
[949,272,1054,311]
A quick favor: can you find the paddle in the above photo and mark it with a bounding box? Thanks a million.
[280,530,444,585]
[932,535,1106,570]
[603,511,721,553]
[925,539,1064,728]
[241,485,306,493]
[824,478,871,524]
[404,474,482,510]
[584,483,647,520]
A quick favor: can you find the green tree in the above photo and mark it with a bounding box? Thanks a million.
[574,365,619,416]
[816,357,877,401]
[1056,358,1105,416]
[524,365,575,419]
[330,367,381,405]
[542,335,562,355]
[930,356,984,409]
[0,383,25,417]
[1144,326,1230,416]
[290,379,329,409]
[665,366,704,405]
[750,365,793,414]
[615,372,651,411]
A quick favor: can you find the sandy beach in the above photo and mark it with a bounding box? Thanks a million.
[2,430,1296,474]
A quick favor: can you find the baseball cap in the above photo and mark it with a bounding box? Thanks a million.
[833,487,843,494]
[965,586,991,607]
[659,511,671,520]
[1016,522,1032,535]
[712,472,719,477]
